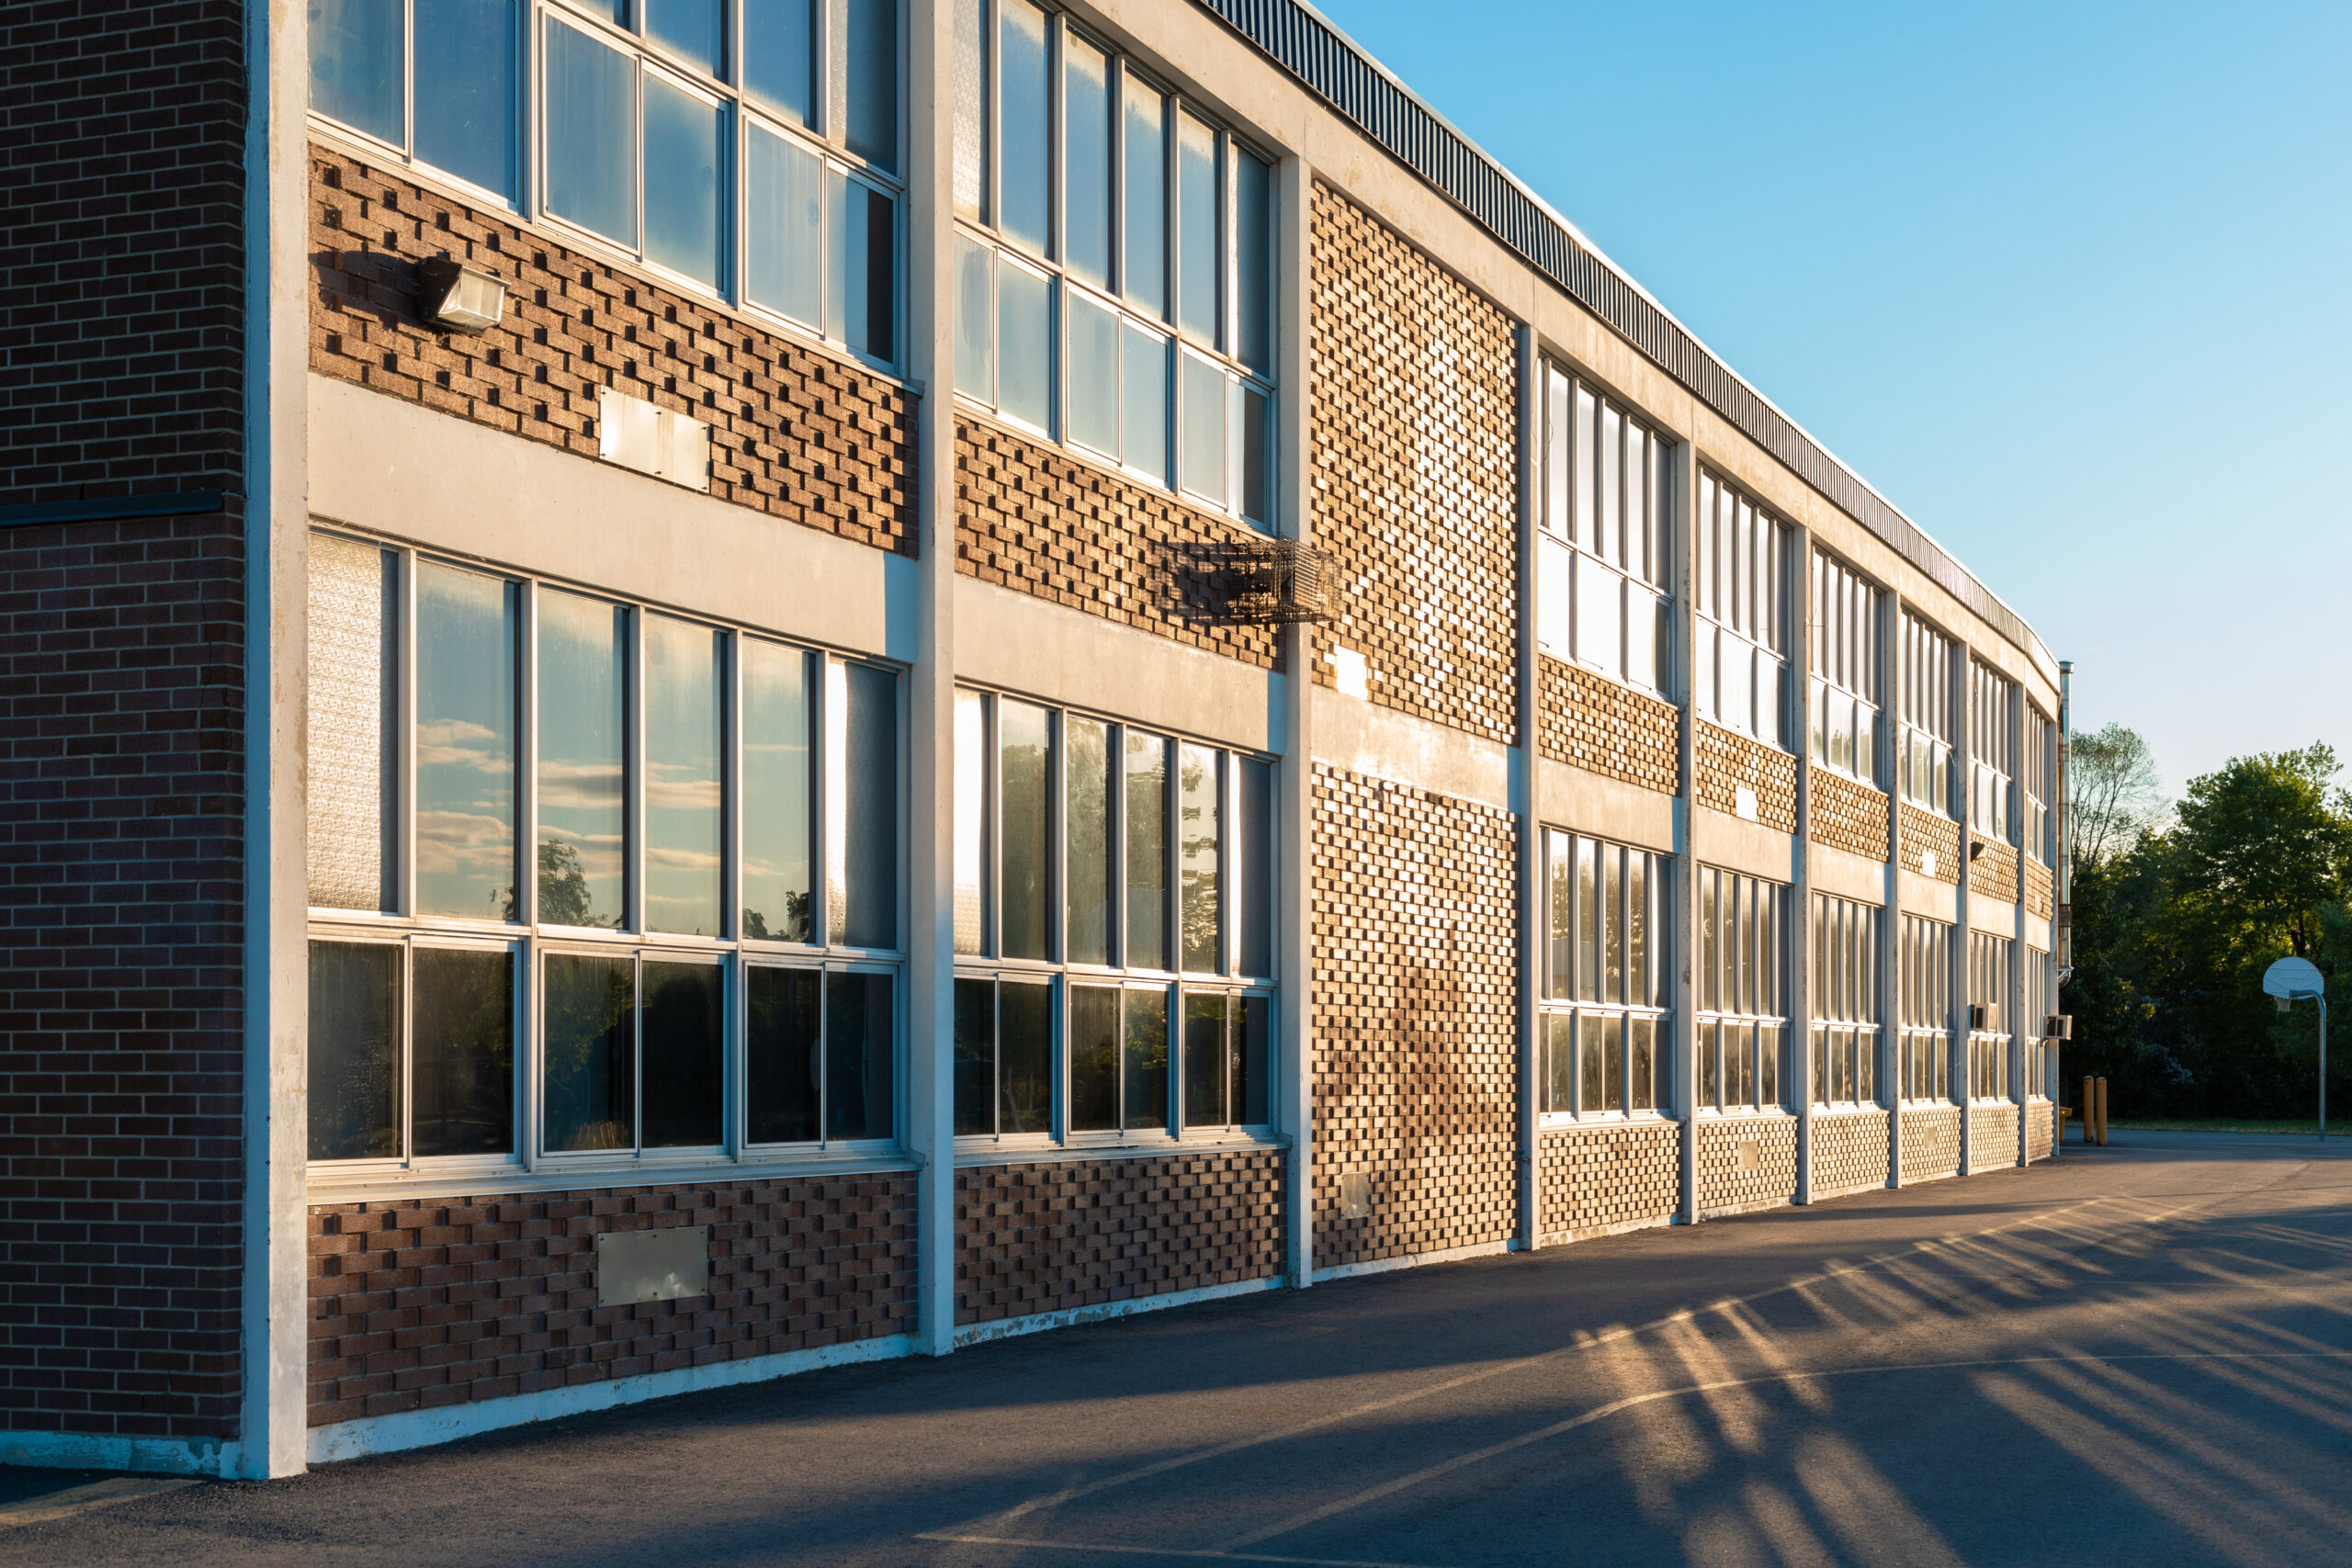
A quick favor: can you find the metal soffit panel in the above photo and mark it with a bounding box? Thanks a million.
[1197,0,2058,683]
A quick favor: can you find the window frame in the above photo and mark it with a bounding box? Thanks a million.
[1536,828,1672,1123]
[1699,867,1792,1116]
[1898,912,1954,1105]
[1808,548,1883,784]
[1898,609,1958,818]
[1536,363,1673,697]
[1806,891,1882,1110]
[1969,660,2017,843]
[1694,470,1792,750]
[1966,929,2014,1104]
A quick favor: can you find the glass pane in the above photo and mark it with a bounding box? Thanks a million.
[1544,1011,1574,1114]
[1545,831,1572,999]
[1067,716,1114,966]
[824,970,894,1139]
[1579,1012,1606,1116]
[1626,585,1658,691]
[1602,846,1624,1005]
[1602,1013,1624,1112]
[1182,991,1228,1127]
[1236,756,1273,978]
[746,0,815,125]
[1700,1019,1720,1111]
[412,946,514,1157]
[954,236,992,400]
[1577,558,1621,677]
[1000,979,1053,1134]
[746,124,822,326]
[1239,383,1270,526]
[1629,852,1652,1008]
[545,21,636,245]
[1600,405,1623,566]
[308,942,401,1161]
[1577,838,1598,1003]
[1624,426,1647,581]
[1122,78,1165,315]
[954,689,985,955]
[1236,152,1272,375]
[1238,994,1271,1124]
[643,617,722,937]
[414,0,519,200]
[416,563,519,920]
[742,640,813,942]
[835,177,896,363]
[542,952,634,1152]
[645,0,721,76]
[537,592,627,930]
[1181,354,1227,505]
[1122,324,1166,482]
[1177,112,1218,344]
[1069,984,1119,1132]
[1179,743,1220,973]
[830,661,899,950]
[953,976,994,1136]
[996,260,1051,431]
[1629,1016,1657,1111]
[311,0,403,143]
[998,0,1049,254]
[1064,37,1112,286]
[1068,291,1120,457]
[745,964,820,1143]
[307,534,396,912]
[1572,386,1595,550]
[1123,987,1169,1132]
[1000,699,1051,960]
[640,961,721,1146]
[843,0,898,170]
[1125,731,1168,969]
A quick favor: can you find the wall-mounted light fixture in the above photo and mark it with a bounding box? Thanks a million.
[415,258,507,336]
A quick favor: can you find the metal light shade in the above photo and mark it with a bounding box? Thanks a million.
[416,258,506,336]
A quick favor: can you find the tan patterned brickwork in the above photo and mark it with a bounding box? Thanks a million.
[1971,835,2021,906]
[308,147,916,555]
[1810,768,1892,863]
[1536,1120,1680,1244]
[2026,1100,2054,1161]
[1537,656,1679,795]
[1311,761,1520,1268]
[1902,804,1962,884]
[1696,723,1798,832]
[2025,858,2054,920]
[1309,185,1518,745]
[1969,1102,2021,1172]
[1901,1105,1962,1182]
[1809,1109,1891,1198]
[953,419,1282,671]
[953,1151,1285,1326]
[1696,1115,1799,1217]
[306,1178,915,1427]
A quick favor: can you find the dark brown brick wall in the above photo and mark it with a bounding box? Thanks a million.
[953,1151,1285,1327]
[1971,834,2020,906]
[1538,656,1679,795]
[1696,1115,1797,1216]
[1309,186,1518,745]
[0,512,246,1442]
[953,419,1283,671]
[1902,803,1961,886]
[3,4,246,505]
[1311,762,1518,1268]
[1810,1108,1890,1198]
[1810,768,1891,863]
[1537,1120,1678,1243]
[307,1177,916,1427]
[1696,723,1796,833]
[308,147,916,556]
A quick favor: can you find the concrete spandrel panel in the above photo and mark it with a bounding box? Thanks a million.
[595,1225,710,1307]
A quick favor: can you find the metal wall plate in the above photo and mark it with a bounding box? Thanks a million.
[594,1225,710,1308]
[1340,1172,1373,1220]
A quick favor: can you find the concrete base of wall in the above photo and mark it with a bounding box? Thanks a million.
[1310,1237,1518,1283]
[1537,1213,1679,1248]
[0,1430,245,1478]
[952,1277,1284,1348]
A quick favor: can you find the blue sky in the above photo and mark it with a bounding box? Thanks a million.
[1317,0,2350,797]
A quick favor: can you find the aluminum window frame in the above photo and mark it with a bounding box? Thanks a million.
[1694,469,1792,750]
[1536,828,1673,1123]
[1535,361,1674,698]
[1698,866,1792,1116]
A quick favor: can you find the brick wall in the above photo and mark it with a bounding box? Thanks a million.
[1900,1105,1962,1182]
[3,4,246,505]
[2026,1100,2053,1161]
[309,148,916,556]
[953,1151,1285,1327]
[1695,723,1797,832]
[1536,1120,1679,1244]
[1538,657,1679,795]
[953,420,1283,671]
[1810,769,1891,863]
[307,1177,916,1427]
[1901,804,1961,885]
[1695,1115,1798,1217]
[1968,1103,2020,1174]
[2025,858,2054,920]
[0,513,246,1443]
[1971,835,2020,906]
[1809,1109,1890,1199]
[1311,763,1518,1268]
[1308,186,1518,745]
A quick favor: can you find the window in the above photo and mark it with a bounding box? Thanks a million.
[1700,869,1788,1114]
[1898,914,1952,1103]
[953,1,1275,528]
[1536,366,1670,693]
[1970,661,2015,842]
[309,1,903,368]
[304,529,903,1171]
[1898,612,1954,814]
[1809,893,1881,1107]
[1968,930,2011,1101]
[1696,472,1789,745]
[1538,830,1669,1118]
[1811,552,1881,782]
[2023,705,2055,864]
[2024,945,2053,1101]
[952,689,1276,1144]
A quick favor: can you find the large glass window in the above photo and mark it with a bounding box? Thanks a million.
[952,0,1276,530]
[1539,829,1669,1119]
[1810,551,1881,782]
[1809,893,1881,1108]
[2023,706,2055,865]
[1899,914,1953,1103]
[1700,869,1789,1114]
[1696,473,1790,746]
[1536,365,1671,694]
[1899,612,1955,815]
[1970,662,2016,843]
[1968,930,2012,1101]
[2024,945,2054,1102]
[310,938,517,1164]
[309,0,523,203]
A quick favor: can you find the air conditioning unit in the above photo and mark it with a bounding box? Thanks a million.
[1967,1003,1994,1032]
[1215,538,1330,624]
[2045,1014,2073,1040]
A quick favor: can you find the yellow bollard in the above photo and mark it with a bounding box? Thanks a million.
[2082,1077,2095,1142]
[2095,1077,2109,1145]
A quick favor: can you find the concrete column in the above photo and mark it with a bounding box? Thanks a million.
[2008,678,2030,1165]
[1513,326,1542,1249]
[1276,153,1317,1287]
[1884,592,1905,1188]
[1789,525,1815,1204]
[1952,647,1973,1176]
[1672,440,1702,1224]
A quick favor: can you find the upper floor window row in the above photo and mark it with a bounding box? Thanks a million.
[1970,660,2015,841]
[1537,366,1671,694]
[310,0,902,368]
[1695,472,1790,749]
[1899,610,1955,816]
[1811,551,1881,784]
[2023,705,2055,865]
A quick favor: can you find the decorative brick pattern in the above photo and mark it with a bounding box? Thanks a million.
[2026,1100,2054,1161]
[1809,1109,1891,1198]
[954,420,1283,671]
[953,1151,1286,1326]
[1901,803,1961,885]
[1968,1103,2021,1173]
[1309,186,1518,745]
[1696,1115,1799,1216]
[1900,1105,1962,1182]
[2025,857,2054,920]
[1696,723,1797,832]
[1971,835,2021,907]
[1536,1120,1679,1243]
[1810,768,1891,863]
[1311,762,1519,1268]
[306,1178,916,1427]
[1538,656,1679,795]
[308,148,916,556]
[0,513,247,1443]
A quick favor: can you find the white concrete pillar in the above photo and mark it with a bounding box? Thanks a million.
[1513,325,1543,1249]
[1276,153,1317,1287]
[1672,439,1702,1224]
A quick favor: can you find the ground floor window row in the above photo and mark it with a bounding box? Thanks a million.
[1540,829,1668,1119]
[1701,867,1786,1114]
